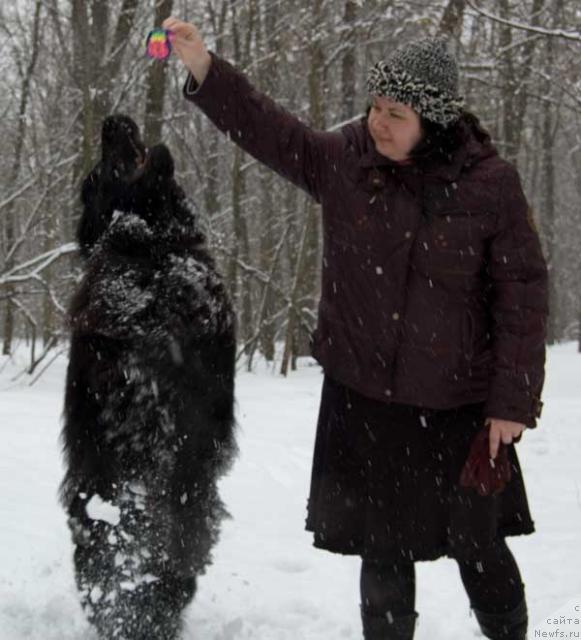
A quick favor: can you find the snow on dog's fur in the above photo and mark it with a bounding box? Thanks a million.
[60,114,238,639]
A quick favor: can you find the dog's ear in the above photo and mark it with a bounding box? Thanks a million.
[145,144,174,180]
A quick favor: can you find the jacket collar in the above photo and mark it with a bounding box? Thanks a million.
[351,116,496,183]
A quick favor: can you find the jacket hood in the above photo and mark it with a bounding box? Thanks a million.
[341,114,499,183]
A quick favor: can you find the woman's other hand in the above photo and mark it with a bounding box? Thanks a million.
[485,417,526,459]
[162,17,211,85]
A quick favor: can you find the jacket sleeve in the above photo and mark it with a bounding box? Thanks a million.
[182,51,342,204]
[483,164,549,430]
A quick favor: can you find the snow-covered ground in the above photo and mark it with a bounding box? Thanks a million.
[1,341,580,639]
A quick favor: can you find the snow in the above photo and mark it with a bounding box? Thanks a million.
[85,495,121,527]
[1,341,580,639]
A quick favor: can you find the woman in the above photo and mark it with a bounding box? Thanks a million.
[164,17,548,640]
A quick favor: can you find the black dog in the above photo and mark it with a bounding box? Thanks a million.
[60,114,238,639]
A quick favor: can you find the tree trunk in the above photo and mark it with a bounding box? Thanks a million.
[439,0,465,40]
[539,35,557,344]
[2,0,42,355]
[499,0,545,165]
[341,0,357,122]
[284,0,325,368]
[255,0,281,362]
[144,0,174,145]
[227,0,256,351]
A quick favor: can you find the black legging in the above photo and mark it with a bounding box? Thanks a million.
[360,538,525,618]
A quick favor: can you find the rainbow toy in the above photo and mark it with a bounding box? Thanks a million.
[145,28,175,60]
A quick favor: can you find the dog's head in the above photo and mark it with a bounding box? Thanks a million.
[77,114,202,257]
[78,114,200,258]
[101,114,148,179]
[98,114,179,219]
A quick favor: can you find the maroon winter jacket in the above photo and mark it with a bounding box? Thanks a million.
[182,52,549,429]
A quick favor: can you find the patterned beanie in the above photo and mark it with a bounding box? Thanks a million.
[366,36,465,127]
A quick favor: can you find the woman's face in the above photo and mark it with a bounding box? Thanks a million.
[367,95,423,161]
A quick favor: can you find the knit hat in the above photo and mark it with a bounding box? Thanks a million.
[366,36,465,127]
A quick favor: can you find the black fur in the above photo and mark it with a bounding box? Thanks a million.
[78,115,149,259]
[61,114,238,639]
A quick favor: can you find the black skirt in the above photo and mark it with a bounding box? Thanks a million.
[304,375,535,562]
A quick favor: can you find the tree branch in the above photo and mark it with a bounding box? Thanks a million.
[0,243,78,287]
[465,0,581,43]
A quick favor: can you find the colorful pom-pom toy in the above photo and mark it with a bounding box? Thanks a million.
[145,28,176,60]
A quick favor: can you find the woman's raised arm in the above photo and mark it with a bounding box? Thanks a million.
[163,17,342,204]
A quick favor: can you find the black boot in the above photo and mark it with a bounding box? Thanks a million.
[360,605,419,639]
[470,596,528,639]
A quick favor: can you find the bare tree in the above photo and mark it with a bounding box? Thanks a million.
[1,0,578,377]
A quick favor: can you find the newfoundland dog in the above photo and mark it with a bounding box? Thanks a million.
[59,114,238,639]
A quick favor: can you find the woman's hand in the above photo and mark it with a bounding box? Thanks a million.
[161,17,211,85]
[485,417,526,459]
